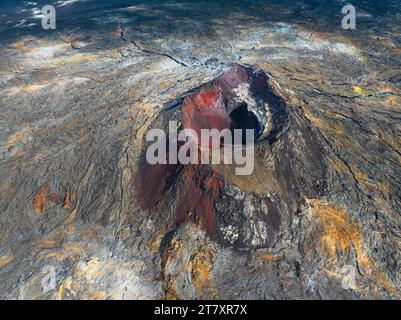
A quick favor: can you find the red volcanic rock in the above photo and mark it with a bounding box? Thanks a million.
[182,84,231,147]
[175,166,224,240]
[33,181,51,214]
[48,193,61,203]
[135,160,182,210]
[62,191,72,209]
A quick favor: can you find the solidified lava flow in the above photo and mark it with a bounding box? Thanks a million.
[135,63,325,249]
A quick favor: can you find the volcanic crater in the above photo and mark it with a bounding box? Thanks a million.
[135,64,326,250]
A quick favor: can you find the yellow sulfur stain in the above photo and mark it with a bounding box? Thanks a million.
[307,198,366,260]
[186,240,216,297]
[303,108,347,140]
[306,198,398,296]
[352,85,368,96]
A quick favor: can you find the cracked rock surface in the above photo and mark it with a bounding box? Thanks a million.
[0,0,400,299]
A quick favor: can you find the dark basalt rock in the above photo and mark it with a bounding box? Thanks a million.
[1,0,400,300]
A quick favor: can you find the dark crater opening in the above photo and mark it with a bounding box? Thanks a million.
[228,102,263,144]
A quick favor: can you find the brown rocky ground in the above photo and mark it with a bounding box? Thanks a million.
[0,0,400,299]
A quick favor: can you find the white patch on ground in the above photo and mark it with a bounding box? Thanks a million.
[243,197,269,247]
[307,276,317,293]
[55,0,85,7]
[4,77,90,97]
[220,225,239,244]
[292,33,361,59]
[231,22,361,61]
[14,20,26,27]
[272,23,293,33]
[233,83,256,110]
[29,43,67,60]
[31,8,44,19]
[250,220,269,247]
[232,83,272,139]
[121,5,152,12]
